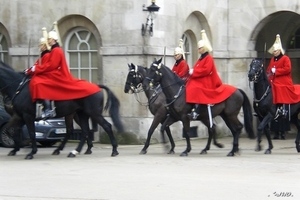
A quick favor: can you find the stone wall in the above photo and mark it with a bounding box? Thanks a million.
[1,0,299,142]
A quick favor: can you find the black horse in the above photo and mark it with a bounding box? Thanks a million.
[0,61,124,159]
[145,58,255,156]
[124,63,176,154]
[124,63,224,155]
[248,58,300,153]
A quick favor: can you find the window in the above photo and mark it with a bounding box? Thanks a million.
[0,32,9,63]
[182,33,193,68]
[289,28,300,49]
[65,28,98,83]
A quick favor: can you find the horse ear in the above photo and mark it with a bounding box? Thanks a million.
[158,57,162,64]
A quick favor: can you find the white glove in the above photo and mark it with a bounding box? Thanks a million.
[271,67,276,74]
[31,65,36,72]
[189,69,193,75]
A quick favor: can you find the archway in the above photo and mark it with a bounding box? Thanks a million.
[251,11,300,83]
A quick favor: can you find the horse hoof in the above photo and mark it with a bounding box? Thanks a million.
[255,146,262,152]
[52,150,60,155]
[167,150,175,154]
[180,152,188,156]
[264,149,271,154]
[139,150,147,155]
[67,153,76,157]
[84,149,92,154]
[227,152,234,156]
[200,150,207,154]
[8,151,16,156]
[111,151,119,157]
[25,155,34,159]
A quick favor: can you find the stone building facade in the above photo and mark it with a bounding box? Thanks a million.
[1,0,300,142]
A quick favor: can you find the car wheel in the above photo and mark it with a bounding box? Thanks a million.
[0,123,16,148]
[39,141,57,147]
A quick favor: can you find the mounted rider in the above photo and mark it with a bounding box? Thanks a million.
[25,27,52,119]
[266,34,300,119]
[172,39,190,81]
[186,30,236,120]
[26,22,100,120]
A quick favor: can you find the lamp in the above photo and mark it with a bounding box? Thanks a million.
[141,0,160,36]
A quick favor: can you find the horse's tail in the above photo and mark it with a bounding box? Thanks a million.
[239,89,256,139]
[98,84,124,133]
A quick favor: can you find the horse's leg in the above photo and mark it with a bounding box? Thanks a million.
[290,115,300,152]
[159,116,176,154]
[23,116,38,159]
[6,116,23,156]
[96,115,118,157]
[264,124,273,154]
[8,127,22,156]
[52,114,74,155]
[212,125,224,148]
[200,124,223,154]
[255,113,273,152]
[140,115,164,155]
[84,130,94,154]
[221,114,243,156]
[164,126,175,154]
[180,118,191,156]
[68,113,89,157]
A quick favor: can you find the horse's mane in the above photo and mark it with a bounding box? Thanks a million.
[160,63,184,85]
[0,61,16,71]
[0,61,24,82]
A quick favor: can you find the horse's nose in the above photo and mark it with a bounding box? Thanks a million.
[248,73,254,81]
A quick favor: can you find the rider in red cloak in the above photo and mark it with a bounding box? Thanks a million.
[172,40,189,80]
[27,29,100,119]
[186,30,236,119]
[266,34,300,119]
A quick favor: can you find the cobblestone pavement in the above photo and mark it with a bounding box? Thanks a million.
[0,135,299,200]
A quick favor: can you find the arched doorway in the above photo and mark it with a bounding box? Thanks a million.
[252,11,300,83]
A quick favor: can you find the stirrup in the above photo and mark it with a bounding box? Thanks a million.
[187,111,199,120]
[281,109,288,118]
[41,109,56,120]
[274,108,281,120]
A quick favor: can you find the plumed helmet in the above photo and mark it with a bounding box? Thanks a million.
[178,38,185,59]
[48,30,58,40]
[268,34,285,55]
[39,37,47,45]
[41,27,50,50]
[197,40,205,49]
[198,30,213,52]
[174,47,184,55]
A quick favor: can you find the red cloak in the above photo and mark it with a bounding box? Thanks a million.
[267,54,300,104]
[29,44,100,102]
[186,53,236,104]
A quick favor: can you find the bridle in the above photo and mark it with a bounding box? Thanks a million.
[127,65,162,107]
[248,59,270,105]
[146,62,185,107]
[248,59,264,83]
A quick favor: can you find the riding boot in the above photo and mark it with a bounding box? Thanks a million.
[188,104,199,120]
[41,100,56,120]
[281,104,288,118]
[274,104,284,120]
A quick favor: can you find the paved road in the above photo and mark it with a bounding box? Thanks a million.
[0,135,299,200]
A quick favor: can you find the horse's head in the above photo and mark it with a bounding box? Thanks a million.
[124,63,146,94]
[248,58,264,82]
[145,58,163,89]
[0,61,24,97]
